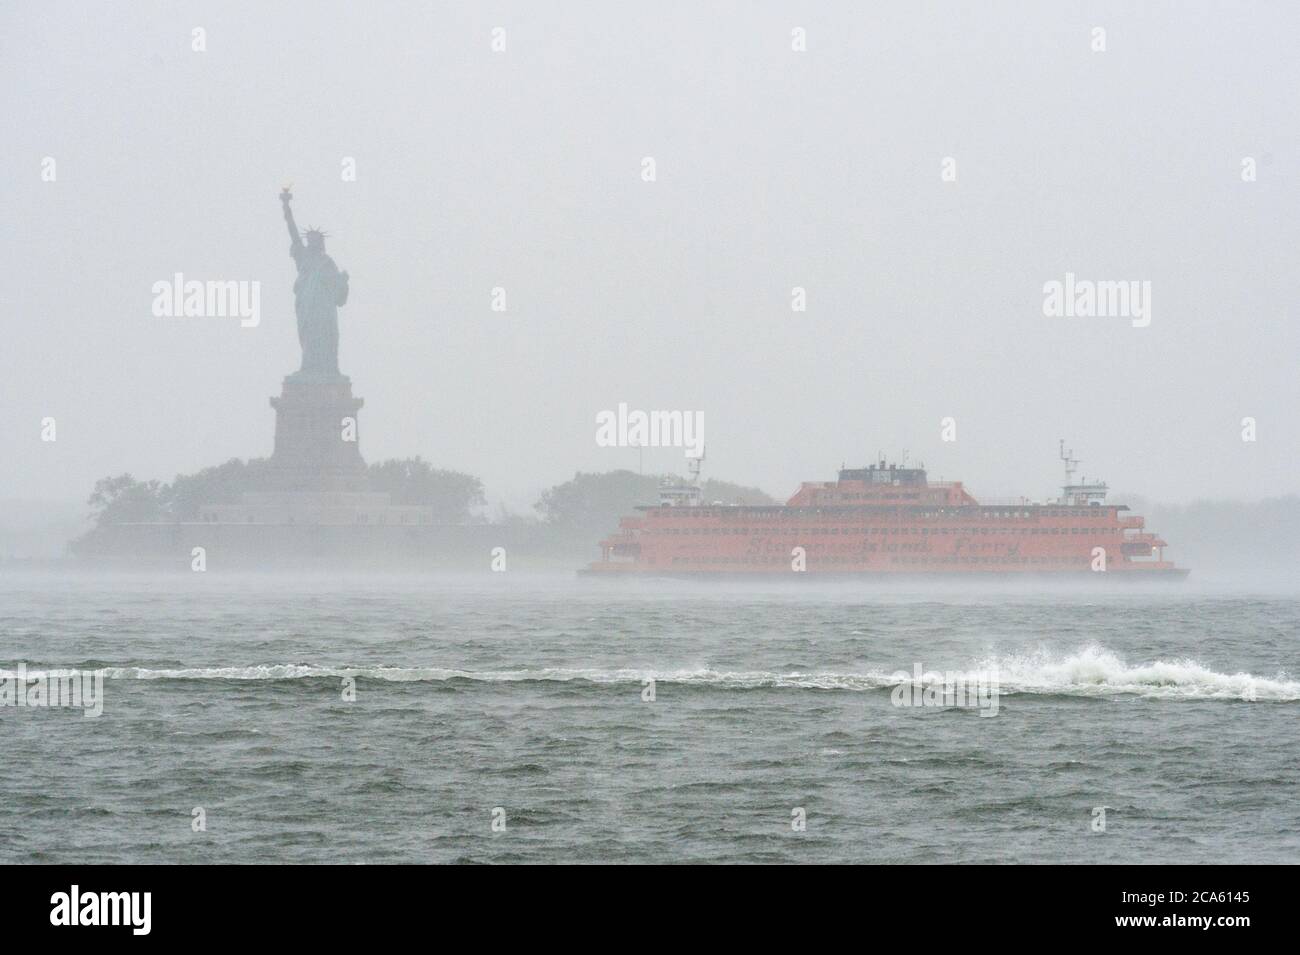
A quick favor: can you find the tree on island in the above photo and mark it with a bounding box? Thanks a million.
[367,457,487,522]
[86,474,168,524]
[169,458,275,519]
[84,457,485,525]
[534,470,774,542]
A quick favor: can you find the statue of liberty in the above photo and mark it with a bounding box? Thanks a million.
[280,188,349,378]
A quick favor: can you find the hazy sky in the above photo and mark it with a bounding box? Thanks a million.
[4,1,1298,513]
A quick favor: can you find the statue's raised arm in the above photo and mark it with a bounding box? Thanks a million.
[279,189,346,378]
[280,188,303,249]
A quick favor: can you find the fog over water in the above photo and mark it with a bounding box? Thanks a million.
[4,1,1299,523]
[4,5,1300,871]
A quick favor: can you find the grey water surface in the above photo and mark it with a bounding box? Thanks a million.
[2,574,1297,864]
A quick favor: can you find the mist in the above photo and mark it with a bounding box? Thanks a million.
[3,1,1299,581]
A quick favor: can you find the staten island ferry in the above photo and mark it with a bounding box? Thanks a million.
[585,443,1187,579]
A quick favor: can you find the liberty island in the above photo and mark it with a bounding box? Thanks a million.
[70,189,546,567]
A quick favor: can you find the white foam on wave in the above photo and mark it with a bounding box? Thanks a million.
[8,647,1295,701]
[984,645,1298,701]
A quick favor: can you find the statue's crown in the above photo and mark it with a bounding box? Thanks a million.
[302,226,329,241]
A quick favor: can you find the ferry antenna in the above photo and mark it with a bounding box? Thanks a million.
[1059,438,1079,486]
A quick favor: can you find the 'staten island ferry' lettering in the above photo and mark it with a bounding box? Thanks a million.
[586,443,1187,579]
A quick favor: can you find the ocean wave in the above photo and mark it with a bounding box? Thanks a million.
[975,646,1298,701]
[4,648,1294,701]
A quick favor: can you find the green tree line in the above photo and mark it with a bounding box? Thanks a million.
[87,457,487,525]
[86,463,774,534]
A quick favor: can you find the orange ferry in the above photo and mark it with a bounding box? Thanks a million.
[586,443,1186,579]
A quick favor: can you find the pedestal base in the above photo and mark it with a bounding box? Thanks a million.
[266,374,368,491]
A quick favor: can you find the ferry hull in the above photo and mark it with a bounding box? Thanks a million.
[580,567,1191,581]
[586,460,1188,580]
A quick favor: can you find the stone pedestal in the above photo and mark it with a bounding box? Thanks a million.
[196,370,437,527]
[265,374,368,491]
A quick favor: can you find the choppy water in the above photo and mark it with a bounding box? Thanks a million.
[2,574,1298,863]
